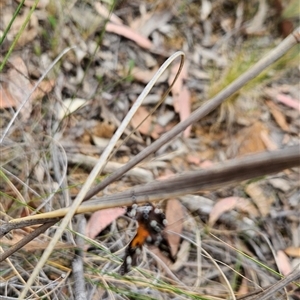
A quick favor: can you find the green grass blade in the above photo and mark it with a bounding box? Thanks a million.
[0,0,26,47]
[0,0,40,71]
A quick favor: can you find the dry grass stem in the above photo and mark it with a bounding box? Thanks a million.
[1,2,299,297]
[9,144,299,223]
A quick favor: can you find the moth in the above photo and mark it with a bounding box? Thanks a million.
[120,203,176,274]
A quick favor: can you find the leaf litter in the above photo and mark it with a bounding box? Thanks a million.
[0,0,299,299]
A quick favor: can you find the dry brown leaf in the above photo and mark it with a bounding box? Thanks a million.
[208,197,259,227]
[236,277,249,297]
[235,199,260,216]
[209,197,238,227]
[91,120,115,139]
[268,178,291,192]
[8,57,33,121]
[276,250,292,276]
[131,106,164,139]
[186,155,214,168]
[34,161,45,183]
[165,199,184,257]
[9,55,29,75]
[284,247,300,258]
[276,93,300,111]
[94,2,123,25]
[169,240,190,271]
[5,57,54,120]
[85,208,126,239]
[260,130,278,150]
[0,84,16,108]
[265,87,300,111]
[106,22,153,49]
[179,86,191,137]
[236,122,268,156]
[244,182,275,217]
[199,160,214,169]
[130,11,153,33]
[186,154,201,165]
[32,80,55,100]
[168,62,187,112]
[265,100,290,131]
[132,11,173,38]
[168,62,191,137]
[5,9,39,46]
[150,247,171,267]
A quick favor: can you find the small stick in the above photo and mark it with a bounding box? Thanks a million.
[0,221,56,262]
[0,218,60,238]
[8,145,300,223]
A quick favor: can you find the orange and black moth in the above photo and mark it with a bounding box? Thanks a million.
[120,203,176,275]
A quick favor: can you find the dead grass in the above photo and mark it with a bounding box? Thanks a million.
[0,0,299,299]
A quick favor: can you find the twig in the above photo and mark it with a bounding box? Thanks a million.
[9,144,300,222]
[0,221,56,262]
[13,27,300,297]
[72,216,86,300]
[18,51,185,298]
[67,153,154,183]
[255,267,300,300]
[82,27,300,202]
[0,218,60,238]
[237,267,300,300]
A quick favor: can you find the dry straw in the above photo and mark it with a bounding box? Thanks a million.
[5,26,300,298]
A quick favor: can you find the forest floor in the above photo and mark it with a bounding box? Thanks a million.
[0,0,299,299]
